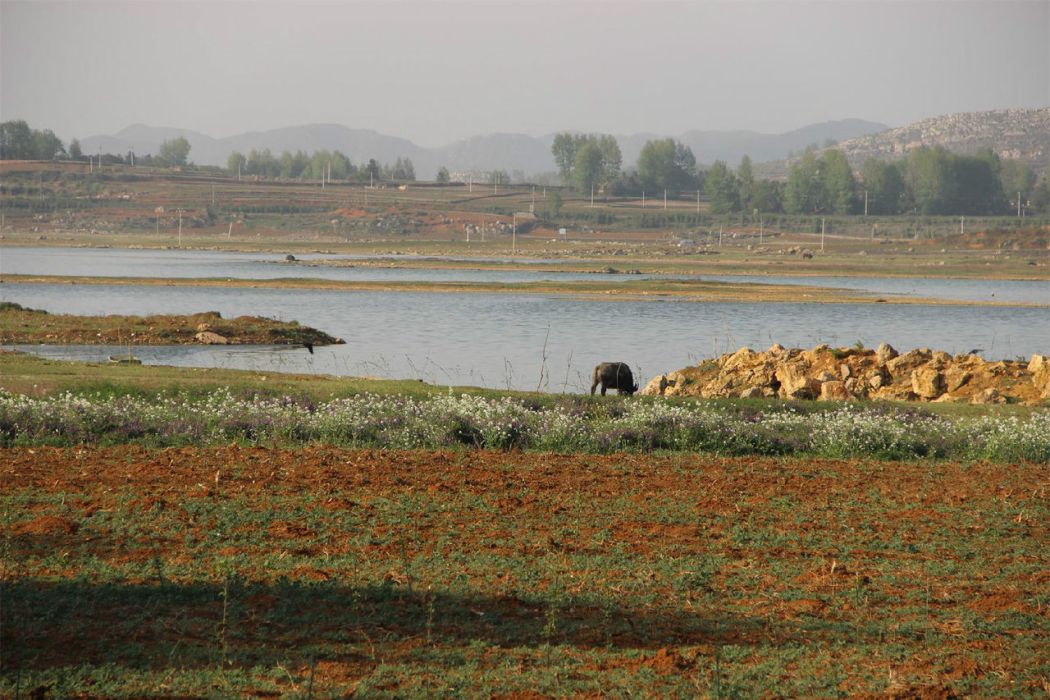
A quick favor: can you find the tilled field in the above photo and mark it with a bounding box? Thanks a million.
[3,447,1048,697]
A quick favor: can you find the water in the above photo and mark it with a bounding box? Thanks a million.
[4,282,1048,392]
[3,246,1048,303]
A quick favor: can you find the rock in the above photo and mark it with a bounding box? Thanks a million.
[876,343,898,363]
[887,349,931,376]
[844,377,867,398]
[819,381,850,401]
[194,331,230,345]
[1029,355,1050,398]
[911,368,946,399]
[816,370,837,382]
[196,322,212,332]
[971,388,1004,404]
[768,343,786,354]
[931,351,952,366]
[739,387,764,399]
[945,368,972,393]
[723,347,757,370]
[840,364,852,380]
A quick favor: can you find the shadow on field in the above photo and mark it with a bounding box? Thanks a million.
[2,577,838,674]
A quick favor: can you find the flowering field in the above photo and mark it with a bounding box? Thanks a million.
[2,389,1048,462]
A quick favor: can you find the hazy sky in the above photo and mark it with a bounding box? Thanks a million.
[2,0,1048,145]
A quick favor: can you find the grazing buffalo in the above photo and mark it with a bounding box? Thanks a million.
[591,362,639,396]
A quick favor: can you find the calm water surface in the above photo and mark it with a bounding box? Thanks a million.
[3,246,1048,303]
[4,282,1047,392]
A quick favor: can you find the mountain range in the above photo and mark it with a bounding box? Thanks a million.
[79,119,889,180]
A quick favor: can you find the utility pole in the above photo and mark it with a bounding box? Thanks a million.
[590,184,594,208]
[227,221,233,240]
[960,216,964,236]
[864,189,868,216]
[642,191,646,208]
[718,225,723,247]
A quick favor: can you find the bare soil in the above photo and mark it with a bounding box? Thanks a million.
[3,447,1047,696]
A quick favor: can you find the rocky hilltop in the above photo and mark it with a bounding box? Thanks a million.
[644,344,1050,405]
[835,108,1050,168]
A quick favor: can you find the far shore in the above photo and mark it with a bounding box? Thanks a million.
[3,273,1044,307]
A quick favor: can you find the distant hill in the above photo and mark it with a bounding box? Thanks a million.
[756,108,1050,179]
[79,119,892,179]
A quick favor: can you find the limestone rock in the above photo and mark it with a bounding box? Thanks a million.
[819,381,850,401]
[194,331,230,345]
[739,387,764,399]
[876,343,898,364]
[911,368,946,399]
[971,388,1004,404]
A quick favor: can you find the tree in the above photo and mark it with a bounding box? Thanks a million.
[0,120,34,159]
[999,159,1036,209]
[860,158,905,215]
[551,133,581,180]
[704,160,740,214]
[574,141,604,194]
[227,151,246,174]
[158,136,191,166]
[365,159,380,182]
[597,135,622,187]
[637,138,697,192]
[751,180,784,213]
[785,151,824,214]
[736,156,754,211]
[905,146,955,215]
[68,138,83,161]
[436,166,450,184]
[547,190,563,218]
[822,149,855,214]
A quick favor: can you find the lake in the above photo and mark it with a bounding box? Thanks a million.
[3,278,1048,392]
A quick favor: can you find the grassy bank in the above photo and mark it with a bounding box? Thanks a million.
[0,303,343,347]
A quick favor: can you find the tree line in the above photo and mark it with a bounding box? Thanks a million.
[225,149,417,182]
[550,131,1050,217]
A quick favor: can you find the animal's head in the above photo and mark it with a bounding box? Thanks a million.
[628,383,639,396]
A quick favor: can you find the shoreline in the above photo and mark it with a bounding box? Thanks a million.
[2,272,1045,307]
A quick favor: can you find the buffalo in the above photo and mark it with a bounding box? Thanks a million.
[591,362,639,396]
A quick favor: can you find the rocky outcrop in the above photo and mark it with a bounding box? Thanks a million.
[643,343,1049,405]
[194,331,230,345]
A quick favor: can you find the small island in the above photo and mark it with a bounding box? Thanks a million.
[0,303,344,347]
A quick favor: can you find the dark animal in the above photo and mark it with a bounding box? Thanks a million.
[591,362,639,396]
[303,341,314,354]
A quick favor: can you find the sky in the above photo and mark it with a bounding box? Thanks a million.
[2,0,1048,146]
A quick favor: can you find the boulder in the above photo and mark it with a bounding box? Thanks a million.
[944,367,972,393]
[911,368,946,399]
[876,342,898,364]
[194,331,230,345]
[819,381,851,401]
[723,347,757,370]
[1029,355,1050,398]
[840,364,852,380]
[739,387,764,399]
[971,388,1004,404]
